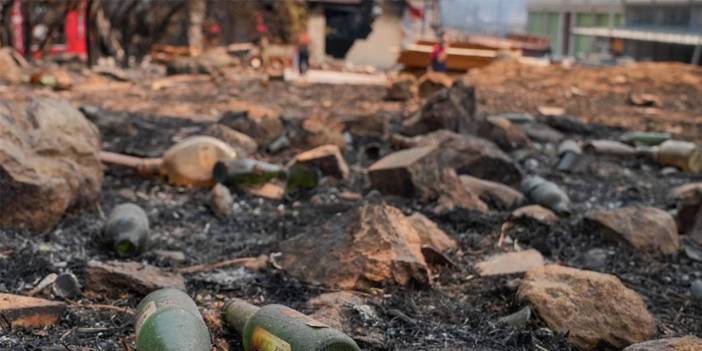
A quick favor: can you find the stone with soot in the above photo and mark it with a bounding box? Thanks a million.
[401,80,479,136]
[0,98,102,232]
[0,293,66,329]
[368,149,487,212]
[518,265,656,350]
[305,291,368,331]
[477,116,531,151]
[623,336,702,351]
[203,123,258,156]
[668,182,702,244]
[293,144,349,179]
[218,103,283,146]
[278,204,430,289]
[406,212,457,253]
[86,260,186,296]
[385,74,416,101]
[584,207,679,255]
[460,175,525,210]
[392,130,522,185]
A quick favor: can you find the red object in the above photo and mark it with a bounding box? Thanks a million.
[64,0,87,58]
[255,13,267,34]
[406,2,424,19]
[429,43,444,62]
[11,0,23,55]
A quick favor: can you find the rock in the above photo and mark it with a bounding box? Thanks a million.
[151,250,187,264]
[518,265,656,350]
[691,279,702,301]
[416,72,453,98]
[305,291,367,331]
[623,336,702,351]
[278,204,430,289]
[367,146,440,199]
[343,114,389,139]
[0,293,66,329]
[0,48,22,83]
[385,74,416,101]
[300,115,347,150]
[244,182,285,200]
[460,175,525,209]
[498,306,531,329]
[629,93,662,108]
[510,205,557,225]
[218,105,283,146]
[202,123,258,155]
[537,106,565,117]
[401,80,478,136]
[0,98,103,232]
[583,140,637,157]
[477,116,531,151]
[521,176,571,215]
[210,184,234,218]
[85,260,186,296]
[584,207,679,255]
[668,183,702,243]
[434,169,489,213]
[293,144,349,179]
[582,248,608,270]
[518,122,564,143]
[393,130,522,185]
[406,212,457,253]
[475,249,544,276]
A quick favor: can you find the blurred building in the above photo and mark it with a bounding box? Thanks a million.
[527,0,702,64]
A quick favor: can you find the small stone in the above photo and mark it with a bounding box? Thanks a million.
[210,184,233,218]
[510,205,558,225]
[244,183,285,200]
[518,264,656,350]
[0,293,66,329]
[305,291,367,331]
[203,123,258,155]
[623,336,702,351]
[415,71,452,98]
[293,144,349,179]
[691,279,702,301]
[477,116,531,151]
[406,212,457,253]
[51,273,81,299]
[86,260,186,296]
[385,74,416,101]
[476,249,544,276]
[460,175,525,209]
[582,248,608,270]
[218,104,283,146]
[584,207,679,255]
[498,306,531,329]
[151,249,187,264]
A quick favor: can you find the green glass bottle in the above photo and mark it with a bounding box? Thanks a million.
[212,159,285,187]
[104,203,149,257]
[135,288,211,351]
[222,298,361,351]
[521,176,571,215]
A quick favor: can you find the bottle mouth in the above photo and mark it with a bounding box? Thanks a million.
[115,240,137,257]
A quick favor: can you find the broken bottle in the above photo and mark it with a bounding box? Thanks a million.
[222,298,360,351]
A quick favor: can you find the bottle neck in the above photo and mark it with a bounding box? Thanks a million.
[223,298,260,334]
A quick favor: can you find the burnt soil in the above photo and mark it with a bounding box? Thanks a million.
[1,73,702,351]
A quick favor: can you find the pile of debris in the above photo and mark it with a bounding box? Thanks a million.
[0,61,701,350]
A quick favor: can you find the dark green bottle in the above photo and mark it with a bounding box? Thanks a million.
[135,288,211,351]
[212,159,285,187]
[104,203,149,257]
[222,298,361,351]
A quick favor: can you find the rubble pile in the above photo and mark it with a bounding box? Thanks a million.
[0,59,700,351]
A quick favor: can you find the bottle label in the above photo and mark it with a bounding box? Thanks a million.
[251,326,291,351]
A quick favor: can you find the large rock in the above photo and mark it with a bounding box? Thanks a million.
[367,148,487,212]
[518,265,656,350]
[202,123,258,155]
[278,204,430,289]
[0,98,103,232]
[401,80,479,136]
[584,207,679,255]
[623,336,702,351]
[219,104,283,146]
[0,293,66,329]
[391,130,522,185]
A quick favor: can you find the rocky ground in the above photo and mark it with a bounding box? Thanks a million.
[1,58,702,351]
